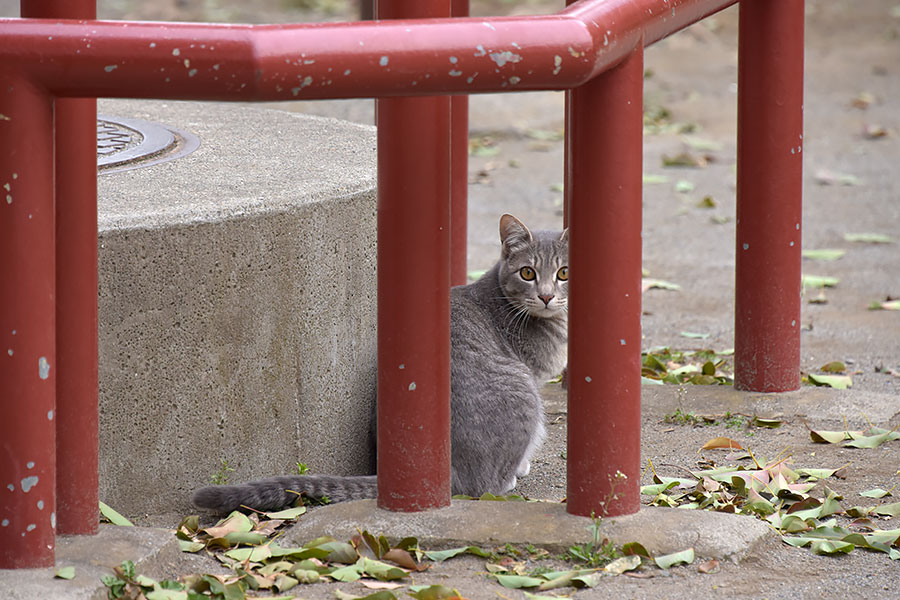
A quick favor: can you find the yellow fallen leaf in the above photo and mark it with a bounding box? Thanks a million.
[700,437,744,451]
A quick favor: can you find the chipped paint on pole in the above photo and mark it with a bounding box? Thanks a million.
[376,0,453,512]
[21,0,101,539]
[0,70,57,568]
[566,44,644,518]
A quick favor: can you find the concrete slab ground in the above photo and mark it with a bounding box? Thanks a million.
[0,526,179,600]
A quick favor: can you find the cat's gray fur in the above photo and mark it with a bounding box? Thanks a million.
[192,214,568,513]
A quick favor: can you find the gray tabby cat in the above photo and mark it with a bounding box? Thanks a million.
[192,214,568,513]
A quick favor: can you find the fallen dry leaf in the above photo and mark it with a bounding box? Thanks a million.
[701,437,744,451]
[820,361,846,373]
[662,151,709,168]
[851,91,875,109]
[869,299,900,311]
[641,278,681,292]
[361,580,404,590]
[697,558,720,574]
[863,124,889,139]
[383,548,426,571]
[814,169,863,186]
[624,571,654,579]
[469,170,493,185]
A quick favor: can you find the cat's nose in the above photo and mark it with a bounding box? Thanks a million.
[538,294,554,307]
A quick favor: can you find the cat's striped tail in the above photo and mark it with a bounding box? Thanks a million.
[192,474,378,513]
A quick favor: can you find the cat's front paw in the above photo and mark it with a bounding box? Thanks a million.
[517,460,531,478]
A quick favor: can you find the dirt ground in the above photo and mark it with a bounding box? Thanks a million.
[2,0,897,598]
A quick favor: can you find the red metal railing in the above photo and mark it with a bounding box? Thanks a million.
[0,0,804,567]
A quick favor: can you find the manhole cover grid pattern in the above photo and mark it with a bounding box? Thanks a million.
[95,115,199,173]
[97,119,143,158]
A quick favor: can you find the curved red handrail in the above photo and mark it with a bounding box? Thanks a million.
[0,0,735,100]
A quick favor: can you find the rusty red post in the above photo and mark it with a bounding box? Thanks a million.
[735,0,804,392]
[450,0,469,287]
[0,71,57,568]
[21,0,100,538]
[376,0,452,511]
[51,93,100,536]
[566,45,643,518]
[563,0,576,229]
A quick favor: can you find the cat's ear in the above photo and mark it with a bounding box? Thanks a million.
[499,214,533,257]
[558,228,569,243]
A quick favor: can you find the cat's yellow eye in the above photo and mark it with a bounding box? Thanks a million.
[557,267,568,281]
[519,266,536,281]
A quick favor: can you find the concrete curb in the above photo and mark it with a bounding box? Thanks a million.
[284,499,774,562]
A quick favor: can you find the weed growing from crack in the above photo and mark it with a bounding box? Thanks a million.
[664,407,706,426]
[209,459,235,485]
[567,512,621,567]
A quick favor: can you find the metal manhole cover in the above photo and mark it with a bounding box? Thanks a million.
[97,115,199,174]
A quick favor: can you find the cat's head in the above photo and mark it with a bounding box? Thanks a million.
[497,214,569,319]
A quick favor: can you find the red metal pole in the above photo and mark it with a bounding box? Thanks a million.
[21,0,100,538]
[563,0,576,229]
[450,0,469,287]
[566,45,643,518]
[735,0,804,392]
[0,71,57,568]
[51,94,99,537]
[376,0,452,511]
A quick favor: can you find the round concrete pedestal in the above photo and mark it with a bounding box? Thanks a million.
[97,99,377,516]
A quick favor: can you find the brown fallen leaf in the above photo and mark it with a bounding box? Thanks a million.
[851,91,875,109]
[383,548,427,571]
[696,195,716,208]
[701,437,744,451]
[863,124,889,139]
[808,289,828,304]
[624,571,655,579]
[528,141,553,152]
[697,558,720,574]
[848,517,876,532]
[820,361,846,373]
[469,169,493,185]
[662,151,709,168]
[702,477,722,492]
